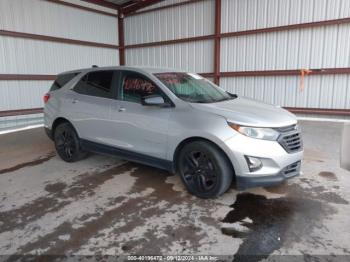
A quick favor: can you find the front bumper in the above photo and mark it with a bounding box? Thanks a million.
[220,132,303,189]
[236,161,301,189]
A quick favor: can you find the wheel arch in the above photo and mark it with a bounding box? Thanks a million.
[52,117,73,137]
[172,137,235,177]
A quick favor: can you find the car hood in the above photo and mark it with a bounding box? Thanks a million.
[190,97,297,128]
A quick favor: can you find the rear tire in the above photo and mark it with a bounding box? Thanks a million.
[177,141,233,198]
[54,122,88,162]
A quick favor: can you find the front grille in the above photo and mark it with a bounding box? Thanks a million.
[276,124,303,153]
[282,161,301,177]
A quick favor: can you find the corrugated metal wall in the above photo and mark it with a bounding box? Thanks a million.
[125,0,215,74]
[221,24,350,71]
[0,37,118,74]
[126,40,214,73]
[125,0,214,44]
[220,0,350,109]
[0,0,119,130]
[221,0,350,32]
[221,75,350,109]
[0,0,118,44]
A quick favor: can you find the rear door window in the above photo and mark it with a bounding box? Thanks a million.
[50,72,80,91]
[73,71,114,99]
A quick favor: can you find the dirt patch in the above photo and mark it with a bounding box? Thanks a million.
[106,164,209,254]
[265,181,348,205]
[318,171,337,181]
[15,194,145,256]
[0,152,56,175]
[9,164,176,255]
[0,195,69,234]
[63,162,133,198]
[45,182,67,193]
[0,163,133,234]
[222,193,334,262]
[13,164,219,256]
[110,164,220,254]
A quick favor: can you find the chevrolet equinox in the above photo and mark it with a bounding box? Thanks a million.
[44,66,303,198]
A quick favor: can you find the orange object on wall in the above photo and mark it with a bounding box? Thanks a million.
[300,69,312,92]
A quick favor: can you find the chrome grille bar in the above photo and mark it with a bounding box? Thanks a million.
[275,125,303,153]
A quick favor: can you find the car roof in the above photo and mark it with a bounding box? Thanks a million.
[57,66,186,76]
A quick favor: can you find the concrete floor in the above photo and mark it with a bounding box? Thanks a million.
[0,121,350,260]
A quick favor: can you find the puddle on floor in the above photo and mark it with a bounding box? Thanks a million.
[265,180,348,205]
[318,171,337,181]
[222,193,333,262]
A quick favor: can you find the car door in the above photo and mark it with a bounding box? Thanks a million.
[109,70,172,160]
[68,70,117,145]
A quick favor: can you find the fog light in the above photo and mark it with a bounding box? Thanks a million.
[245,156,263,172]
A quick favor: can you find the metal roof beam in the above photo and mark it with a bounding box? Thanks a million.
[122,0,163,15]
[81,0,120,10]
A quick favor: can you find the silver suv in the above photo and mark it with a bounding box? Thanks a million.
[44,66,303,198]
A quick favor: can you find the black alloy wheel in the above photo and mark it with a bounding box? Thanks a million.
[178,141,233,198]
[182,151,218,193]
[54,122,87,162]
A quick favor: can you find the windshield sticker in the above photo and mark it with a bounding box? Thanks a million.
[123,77,155,93]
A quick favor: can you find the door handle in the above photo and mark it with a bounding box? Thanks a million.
[72,99,78,104]
[118,107,126,112]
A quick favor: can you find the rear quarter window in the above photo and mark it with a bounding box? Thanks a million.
[50,72,80,91]
[73,71,114,99]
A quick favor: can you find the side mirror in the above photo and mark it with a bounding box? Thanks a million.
[141,95,166,106]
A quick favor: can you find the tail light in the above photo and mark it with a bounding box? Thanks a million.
[43,93,50,104]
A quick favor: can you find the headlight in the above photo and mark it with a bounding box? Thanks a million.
[228,123,280,141]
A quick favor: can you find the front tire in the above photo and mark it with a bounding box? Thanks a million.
[54,122,88,162]
[177,141,233,198]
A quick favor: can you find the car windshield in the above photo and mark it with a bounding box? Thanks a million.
[154,72,235,103]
